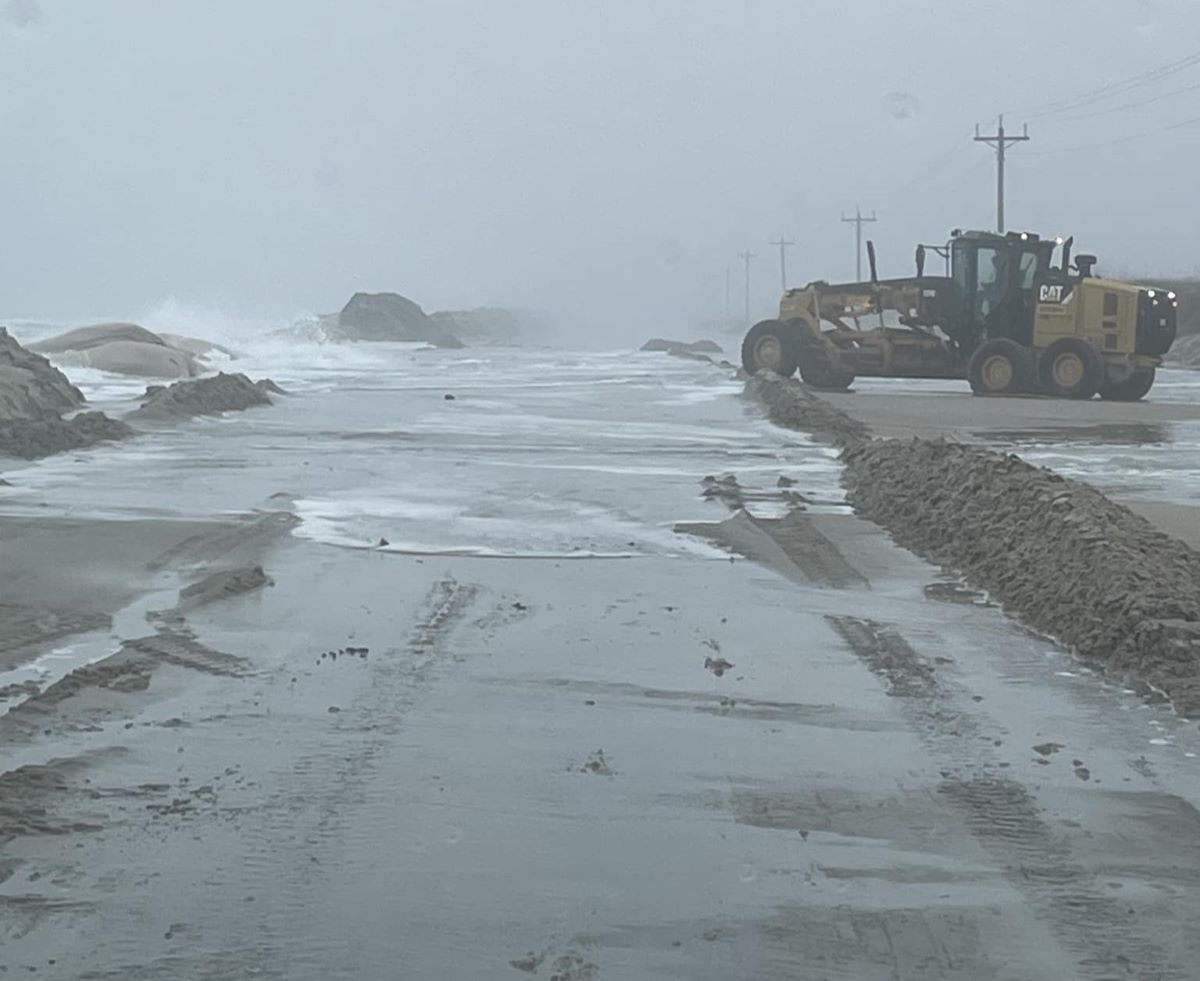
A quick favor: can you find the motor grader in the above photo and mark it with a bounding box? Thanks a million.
[741,230,1178,400]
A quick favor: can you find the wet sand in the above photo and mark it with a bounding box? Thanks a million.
[4,510,1200,979]
[3,350,1200,979]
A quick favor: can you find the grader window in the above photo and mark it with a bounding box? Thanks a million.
[1104,292,1119,316]
[975,247,1007,316]
[1016,252,1038,291]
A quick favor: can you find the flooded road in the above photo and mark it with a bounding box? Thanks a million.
[3,347,1200,979]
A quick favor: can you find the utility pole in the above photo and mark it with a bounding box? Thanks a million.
[738,249,756,327]
[974,115,1030,233]
[841,206,877,281]
[769,235,795,293]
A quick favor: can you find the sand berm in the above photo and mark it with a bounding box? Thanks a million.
[747,370,1200,714]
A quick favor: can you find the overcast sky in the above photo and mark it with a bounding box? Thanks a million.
[2,0,1199,334]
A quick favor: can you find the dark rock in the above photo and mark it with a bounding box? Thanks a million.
[642,338,723,354]
[0,412,133,459]
[337,292,463,348]
[0,327,84,421]
[129,372,275,421]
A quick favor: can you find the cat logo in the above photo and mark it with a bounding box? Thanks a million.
[1038,284,1065,303]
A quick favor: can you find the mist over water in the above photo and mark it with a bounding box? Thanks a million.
[2,2,1199,335]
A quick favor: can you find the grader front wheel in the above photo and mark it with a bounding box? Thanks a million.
[1037,338,1101,399]
[741,320,801,376]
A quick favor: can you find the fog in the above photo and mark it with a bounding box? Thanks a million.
[3,0,1199,338]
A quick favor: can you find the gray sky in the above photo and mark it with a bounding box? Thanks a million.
[3,0,1199,334]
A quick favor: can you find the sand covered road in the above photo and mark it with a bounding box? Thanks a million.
[3,349,1200,979]
[6,501,1200,979]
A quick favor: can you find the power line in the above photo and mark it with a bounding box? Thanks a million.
[974,116,1030,233]
[1014,48,1200,120]
[841,206,877,281]
[737,249,756,327]
[885,137,974,196]
[768,235,795,293]
[1024,111,1200,157]
[1054,78,1200,122]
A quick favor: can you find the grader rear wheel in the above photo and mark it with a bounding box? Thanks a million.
[967,339,1033,396]
[1098,366,1156,402]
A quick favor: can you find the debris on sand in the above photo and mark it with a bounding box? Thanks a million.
[1033,742,1063,757]
[509,948,597,980]
[129,372,280,421]
[509,952,545,973]
[0,680,41,700]
[704,656,734,677]
[176,565,270,611]
[701,473,807,511]
[579,749,615,776]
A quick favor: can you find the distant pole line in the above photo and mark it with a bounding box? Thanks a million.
[841,206,877,281]
[769,235,796,293]
[974,115,1030,233]
[737,250,757,327]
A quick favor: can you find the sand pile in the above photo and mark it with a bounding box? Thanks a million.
[745,370,870,447]
[843,439,1200,712]
[0,328,132,459]
[129,372,281,421]
[746,370,1200,712]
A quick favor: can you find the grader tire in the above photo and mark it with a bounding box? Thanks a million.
[1098,366,1156,402]
[1037,338,1101,399]
[741,320,800,377]
[796,334,855,390]
[967,339,1033,396]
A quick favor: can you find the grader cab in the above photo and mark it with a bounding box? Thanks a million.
[741,230,1177,400]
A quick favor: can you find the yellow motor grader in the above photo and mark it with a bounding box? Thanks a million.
[741,230,1177,399]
